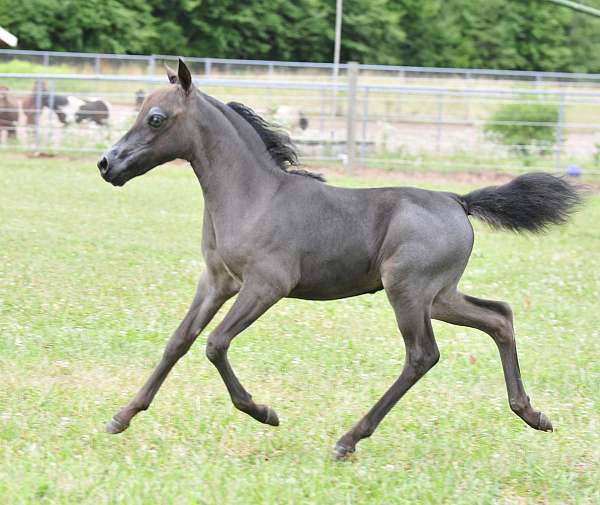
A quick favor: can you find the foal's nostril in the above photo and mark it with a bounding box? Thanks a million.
[97,156,109,174]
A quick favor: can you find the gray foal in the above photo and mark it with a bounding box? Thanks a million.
[97,60,580,458]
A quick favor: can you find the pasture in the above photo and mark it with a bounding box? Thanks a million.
[0,155,598,504]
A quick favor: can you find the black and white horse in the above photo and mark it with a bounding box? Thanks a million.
[53,95,111,125]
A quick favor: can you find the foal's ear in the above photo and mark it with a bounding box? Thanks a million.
[165,64,178,84]
[177,58,193,94]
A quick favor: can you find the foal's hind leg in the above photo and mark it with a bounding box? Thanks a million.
[106,271,237,434]
[335,283,440,458]
[432,291,553,432]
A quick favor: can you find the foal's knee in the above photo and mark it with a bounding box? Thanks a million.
[205,335,229,363]
[408,346,440,376]
[163,336,193,361]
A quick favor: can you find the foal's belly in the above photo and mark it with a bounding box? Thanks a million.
[288,282,384,301]
[287,256,383,301]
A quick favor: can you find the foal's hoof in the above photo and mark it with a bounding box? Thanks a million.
[263,406,279,427]
[536,412,553,432]
[333,443,355,460]
[105,416,130,434]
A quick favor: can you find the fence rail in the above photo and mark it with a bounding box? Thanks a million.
[2,50,600,177]
[5,48,600,82]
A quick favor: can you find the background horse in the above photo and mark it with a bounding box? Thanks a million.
[0,86,19,142]
[22,81,110,127]
[21,80,47,128]
[52,95,112,125]
[97,60,581,459]
[272,105,309,131]
[75,99,110,125]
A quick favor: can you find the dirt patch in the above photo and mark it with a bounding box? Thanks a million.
[316,165,514,186]
[314,164,599,192]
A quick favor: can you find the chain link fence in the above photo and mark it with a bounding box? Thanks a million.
[2,49,600,178]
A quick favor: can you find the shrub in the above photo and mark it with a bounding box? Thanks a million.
[484,102,560,157]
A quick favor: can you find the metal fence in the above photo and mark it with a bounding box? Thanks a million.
[2,49,600,177]
[5,48,600,85]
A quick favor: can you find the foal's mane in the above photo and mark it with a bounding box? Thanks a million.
[227,102,325,182]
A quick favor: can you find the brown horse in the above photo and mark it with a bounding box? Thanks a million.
[21,80,47,128]
[0,86,19,141]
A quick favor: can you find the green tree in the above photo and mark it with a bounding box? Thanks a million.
[3,0,600,72]
[0,0,156,53]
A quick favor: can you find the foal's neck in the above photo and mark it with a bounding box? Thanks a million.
[189,93,283,225]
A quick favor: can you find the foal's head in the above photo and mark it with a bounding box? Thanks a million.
[98,59,196,186]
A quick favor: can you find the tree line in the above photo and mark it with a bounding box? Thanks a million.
[2,0,600,72]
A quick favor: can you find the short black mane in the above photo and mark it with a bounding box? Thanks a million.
[227,102,325,182]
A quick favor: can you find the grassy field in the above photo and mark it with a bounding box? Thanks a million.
[0,156,598,504]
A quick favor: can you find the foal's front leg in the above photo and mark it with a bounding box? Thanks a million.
[106,271,236,434]
[205,277,286,426]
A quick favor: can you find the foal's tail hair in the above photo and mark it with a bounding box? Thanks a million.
[460,172,582,233]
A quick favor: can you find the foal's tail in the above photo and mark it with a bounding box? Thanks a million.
[460,172,582,233]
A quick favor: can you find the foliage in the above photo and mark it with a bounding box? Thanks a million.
[484,102,560,157]
[2,1,600,70]
[0,60,72,74]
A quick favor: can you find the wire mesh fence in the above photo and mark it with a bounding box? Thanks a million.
[2,49,600,178]
[6,48,600,85]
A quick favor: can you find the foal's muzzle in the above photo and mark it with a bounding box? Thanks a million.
[97,156,109,177]
[97,151,126,186]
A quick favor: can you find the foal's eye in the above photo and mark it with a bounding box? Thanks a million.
[148,114,165,128]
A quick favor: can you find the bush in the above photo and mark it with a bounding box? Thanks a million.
[484,102,560,157]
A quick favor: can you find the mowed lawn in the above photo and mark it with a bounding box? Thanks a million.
[0,155,598,504]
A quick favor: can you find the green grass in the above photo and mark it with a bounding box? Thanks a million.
[0,156,598,504]
[359,150,600,180]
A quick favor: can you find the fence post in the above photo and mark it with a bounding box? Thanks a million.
[554,93,566,173]
[436,93,444,154]
[536,74,543,89]
[319,87,325,133]
[205,58,212,78]
[48,80,55,150]
[360,86,369,160]
[465,73,472,122]
[147,55,156,76]
[94,55,101,74]
[346,61,358,172]
[34,81,42,152]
